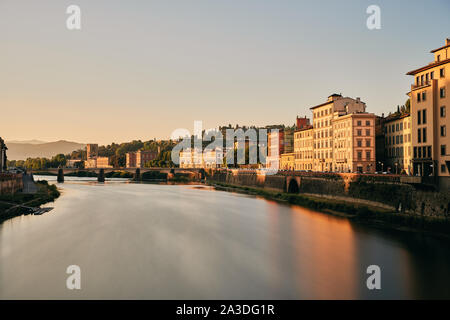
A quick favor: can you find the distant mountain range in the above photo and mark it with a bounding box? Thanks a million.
[6,140,86,160]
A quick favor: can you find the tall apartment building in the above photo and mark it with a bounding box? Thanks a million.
[406,38,450,188]
[332,112,376,173]
[310,94,373,172]
[384,113,412,174]
[294,124,313,171]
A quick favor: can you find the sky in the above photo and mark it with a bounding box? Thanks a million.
[1,0,449,145]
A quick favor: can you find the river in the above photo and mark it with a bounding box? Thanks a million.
[0,176,449,299]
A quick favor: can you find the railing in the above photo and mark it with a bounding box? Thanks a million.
[411,80,431,90]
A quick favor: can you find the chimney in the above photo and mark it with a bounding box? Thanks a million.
[356,97,361,103]
[446,38,450,46]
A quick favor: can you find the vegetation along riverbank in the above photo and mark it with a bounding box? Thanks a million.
[0,181,60,223]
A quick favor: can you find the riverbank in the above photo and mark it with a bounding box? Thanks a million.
[0,180,60,223]
[208,181,450,237]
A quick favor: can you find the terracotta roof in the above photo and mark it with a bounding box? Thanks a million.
[406,58,450,75]
[384,113,410,123]
[430,41,450,53]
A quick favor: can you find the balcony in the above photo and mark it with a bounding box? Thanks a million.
[411,80,431,90]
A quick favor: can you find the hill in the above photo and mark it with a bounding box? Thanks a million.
[6,140,86,160]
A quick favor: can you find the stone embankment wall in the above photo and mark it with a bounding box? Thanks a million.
[207,170,450,218]
[0,173,23,194]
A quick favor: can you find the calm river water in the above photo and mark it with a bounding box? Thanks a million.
[0,176,449,299]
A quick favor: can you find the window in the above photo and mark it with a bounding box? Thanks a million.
[442,145,447,156]
[357,139,362,147]
[441,125,446,137]
[423,146,427,158]
[437,55,441,62]
[431,71,434,79]
[441,106,446,117]
[422,109,427,124]
[418,110,421,124]
[400,135,403,144]
[421,75,424,85]
[400,123,403,131]
[366,120,370,126]
[396,123,399,131]
[417,92,421,102]
[396,135,399,144]
[423,128,427,143]
[440,68,445,78]
[357,151,362,160]
[418,129,421,143]
[422,92,426,101]
[366,129,370,136]
[366,151,371,160]
[414,147,417,158]
[357,120,361,126]
[442,164,446,174]
[440,87,446,98]
[366,139,371,147]
[416,77,419,85]
[357,130,362,136]
[427,146,431,158]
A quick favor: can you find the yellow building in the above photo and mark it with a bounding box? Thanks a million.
[384,113,412,174]
[294,126,313,171]
[406,38,450,188]
[280,153,295,171]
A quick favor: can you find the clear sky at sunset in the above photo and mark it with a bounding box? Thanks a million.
[1,0,449,144]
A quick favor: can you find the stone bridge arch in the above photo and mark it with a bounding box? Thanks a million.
[286,175,301,193]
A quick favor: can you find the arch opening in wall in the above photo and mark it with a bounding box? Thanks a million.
[287,179,299,194]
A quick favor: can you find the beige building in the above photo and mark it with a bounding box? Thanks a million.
[332,112,376,173]
[407,38,450,188]
[96,156,112,168]
[280,153,295,171]
[180,148,223,169]
[84,156,112,169]
[384,113,412,174]
[294,126,313,171]
[310,94,373,172]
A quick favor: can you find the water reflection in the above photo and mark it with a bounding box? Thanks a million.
[0,177,449,299]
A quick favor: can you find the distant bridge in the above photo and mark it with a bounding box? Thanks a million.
[32,167,205,182]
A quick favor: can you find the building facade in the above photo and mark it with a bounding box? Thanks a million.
[179,148,223,169]
[0,137,7,173]
[332,112,376,173]
[384,113,412,174]
[309,94,375,172]
[407,38,450,188]
[86,144,98,159]
[294,125,313,171]
[280,152,295,170]
[126,150,158,168]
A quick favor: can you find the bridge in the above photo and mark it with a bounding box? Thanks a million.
[33,167,205,183]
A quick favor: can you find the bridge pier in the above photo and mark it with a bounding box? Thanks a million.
[98,169,105,182]
[57,168,64,183]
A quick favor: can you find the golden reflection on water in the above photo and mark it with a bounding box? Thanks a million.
[265,203,358,299]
